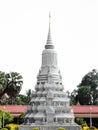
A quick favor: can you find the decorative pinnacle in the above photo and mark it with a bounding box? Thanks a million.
[49,12,51,32]
[45,13,54,49]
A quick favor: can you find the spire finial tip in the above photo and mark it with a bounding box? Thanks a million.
[49,12,51,32]
[49,12,51,19]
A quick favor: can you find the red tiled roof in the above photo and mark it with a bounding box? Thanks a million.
[72,106,98,113]
[0,105,27,113]
[72,106,98,118]
[0,105,27,117]
[0,105,98,118]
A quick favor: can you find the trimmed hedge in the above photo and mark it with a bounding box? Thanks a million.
[58,127,65,130]
[5,124,19,130]
[32,128,39,130]
[1,128,8,130]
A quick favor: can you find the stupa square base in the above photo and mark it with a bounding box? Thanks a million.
[19,124,81,130]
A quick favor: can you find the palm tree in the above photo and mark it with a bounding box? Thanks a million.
[5,72,23,104]
[0,71,7,97]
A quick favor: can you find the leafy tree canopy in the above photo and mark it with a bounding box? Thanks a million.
[71,69,98,105]
[0,71,23,104]
[78,69,98,90]
[5,72,23,98]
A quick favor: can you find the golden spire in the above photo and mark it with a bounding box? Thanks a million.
[49,12,51,32]
[45,12,54,49]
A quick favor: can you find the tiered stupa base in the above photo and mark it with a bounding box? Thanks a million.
[20,124,81,130]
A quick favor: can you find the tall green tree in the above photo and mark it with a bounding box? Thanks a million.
[77,86,91,105]
[73,69,98,105]
[26,89,32,103]
[70,89,78,105]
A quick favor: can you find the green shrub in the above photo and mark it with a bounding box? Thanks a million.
[5,126,11,130]
[19,112,25,124]
[76,117,86,125]
[0,110,14,126]
[58,127,65,130]
[5,124,19,130]
[1,128,8,130]
[32,127,39,130]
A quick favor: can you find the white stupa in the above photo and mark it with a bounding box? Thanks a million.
[20,14,81,130]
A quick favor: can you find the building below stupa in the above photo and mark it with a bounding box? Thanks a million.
[19,14,81,130]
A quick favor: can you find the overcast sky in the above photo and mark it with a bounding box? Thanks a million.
[0,0,98,94]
